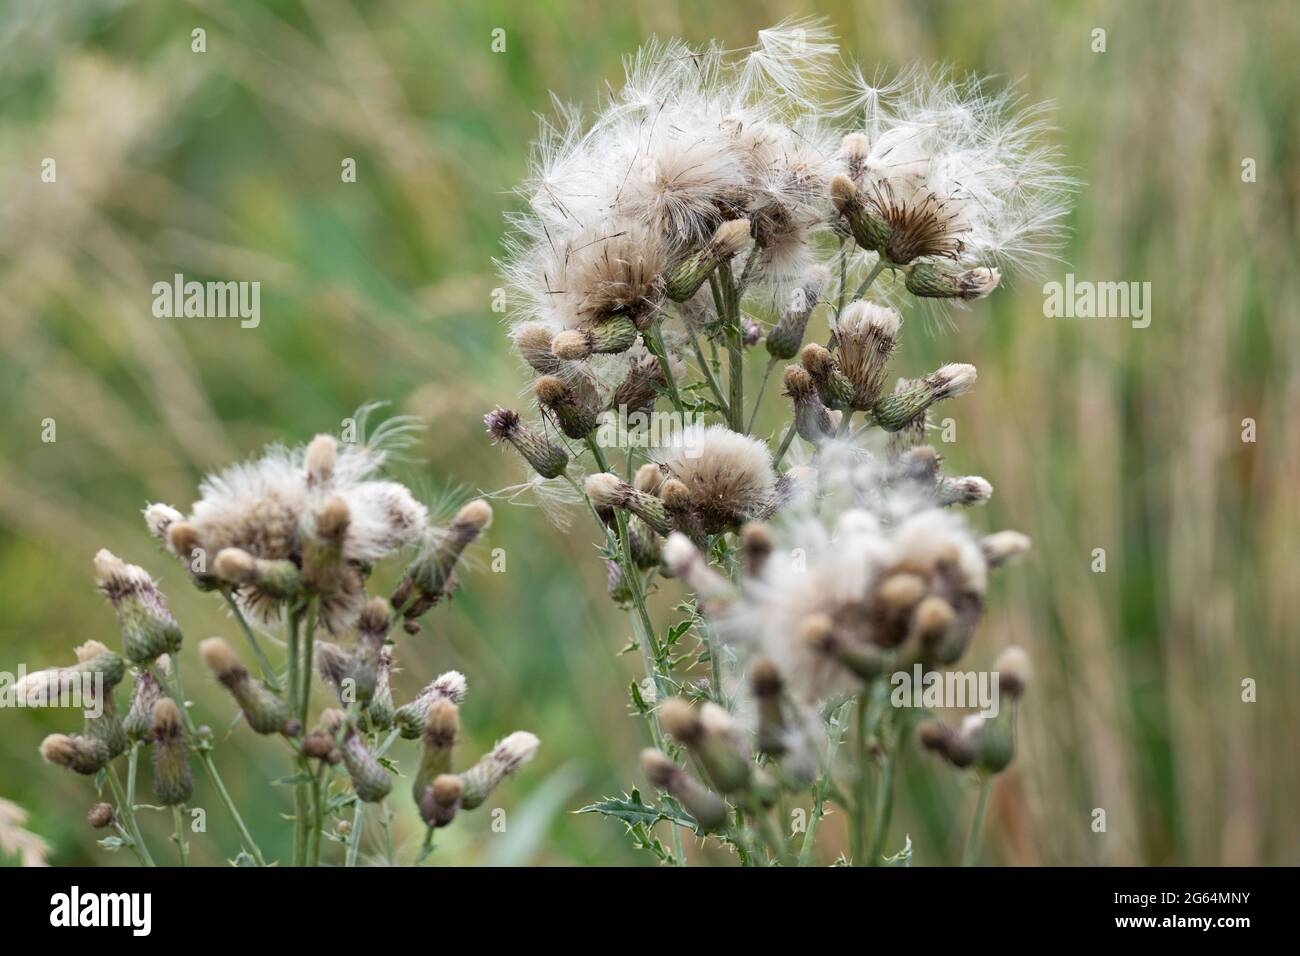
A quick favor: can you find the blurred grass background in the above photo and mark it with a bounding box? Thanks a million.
[1,0,1296,865]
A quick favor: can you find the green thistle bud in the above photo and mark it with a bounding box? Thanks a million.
[412,699,458,807]
[199,638,292,735]
[831,175,890,254]
[765,278,823,360]
[323,709,392,803]
[904,263,1001,300]
[535,375,599,439]
[94,550,182,665]
[584,472,671,537]
[658,699,751,795]
[872,364,977,432]
[123,666,166,742]
[799,344,854,411]
[665,219,751,301]
[784,366,835,443]
[605,558,632,603]
[395,671,468,739]
[212,548,301,599]
[551,317,639,360]
[350,598,391,706]
[485,407,569,479]
[458,732,540,810]
[150,698,193,806]
[640,749,727,832]
[40,733,109,776]
[368,647,397,730]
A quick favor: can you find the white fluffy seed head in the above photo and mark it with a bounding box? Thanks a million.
[656,425,776,529]
[143,503,183,541]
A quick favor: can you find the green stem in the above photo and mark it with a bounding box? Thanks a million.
[746,357,777,434]
[717,260,745,433]
[797,699,854,867]
[172,805,188,866]
[851,690,870,865]
[106,764,155,866]
[851,258,887,302]
[645,320,685,415]
[345,801,364,867]
[772,422,797,468]
[866,714,907,865]
[222,590,280,693]
[962,774,994,866]
[684,315,728,413]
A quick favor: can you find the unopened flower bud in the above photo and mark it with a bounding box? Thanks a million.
[766,273,824,359]
[458,732,540,810]
[995,646,1031,700]
[199,637,292,735]
[640,748,727,832]
[123,665,166,742]
[666,219,750,301]
[328,709,392,803]
[905,263,1001,300]
[551,316,639,361]
[413,699,459,806]
[831,174,890,253]
[535,375,599,439]
[151,698,193,806]
[937,476,993,507]
[395,671,468,739]
[95,550,183,665]
[485,407,568,479]
[799,343,854,410]
[419,773,464,828]
[980,531,1031,567]
[514,323,562,374]
[214,548,302,598]
[873,364,976,432]
[585,472,670,536]
[88,802,115,829]
[40,733,109,775]
[784,365,835,442]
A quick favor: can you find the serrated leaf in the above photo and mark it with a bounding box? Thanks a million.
[575,789,698,831]
[883,835,912,867]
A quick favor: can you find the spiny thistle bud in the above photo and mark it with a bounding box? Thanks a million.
[95,550,183,665]
[831,174,890,254]
[750,656,787,757]
[784,365,835,443]
[937,475,994,507]
[585,472,671,537]
[662,533,733,612]
[799,343,854,410]
[458,731,540,810]
[640,748,727,832]
[551,316,639,360]
[665,218,751,301]
[873,364,976,432]
[395,671,468,739]
[213,547,302,598]
[413,698,459,807]
[514,323,562,375]
[123,666,165,741]
[142,502,183,544]
[326,709,392,803]
[419,773,464,828]
[88,802,115,829]
[391,499,493,623]
[199,637,292,735]
[834,301,901,410]
[766,273,824,359]
[995,646,1031,700]
[904,263,1001,300]
[980,531,1032,567]
[535,375,599,439]
[40,733,109,776]
[150,698,192,806]
[485,407,568,479]
[739,522,773,578]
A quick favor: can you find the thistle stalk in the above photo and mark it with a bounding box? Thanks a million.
[962,774,994,866]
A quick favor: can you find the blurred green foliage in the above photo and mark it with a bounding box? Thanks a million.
[0,0,1296,865]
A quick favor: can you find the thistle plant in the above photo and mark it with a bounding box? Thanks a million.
[24,409,538,866]
[486,20,1071,865]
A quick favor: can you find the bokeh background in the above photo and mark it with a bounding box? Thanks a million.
[1,0,1296,866]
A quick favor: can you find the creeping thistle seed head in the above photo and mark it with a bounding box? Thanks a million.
[995,645,1031,700]
[937,475,994,507]
[872,363,976,431]
[40,733,109,776]
[484,407,569,479]
[640,748,727,832]
[535,375,600,439]
[94,549,183,665]
[150,698,192,806]
[513,323,562,375]
[458,731,540,810]
[833,301,901,410]
[199,637,292,735]
[655,425,776,533]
